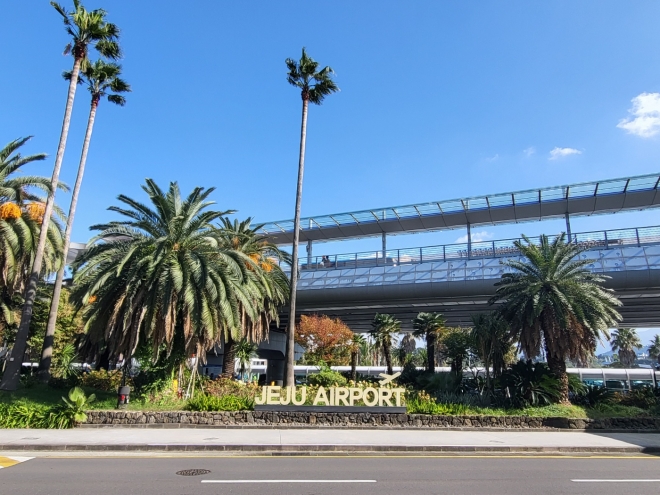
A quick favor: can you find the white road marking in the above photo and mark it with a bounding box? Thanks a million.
[572,479,660,483]
[201,479,377,483]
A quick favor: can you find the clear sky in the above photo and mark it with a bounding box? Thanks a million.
[3,1,660,348]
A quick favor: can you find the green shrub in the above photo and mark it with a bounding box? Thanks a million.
[81,369,125,391]
[0,387,94,428]
[612,389,658,410]
[185,394,254,412]
[501,360,560,407]
[307,364,347,388]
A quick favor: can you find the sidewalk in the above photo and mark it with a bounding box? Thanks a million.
[1,428,660,453]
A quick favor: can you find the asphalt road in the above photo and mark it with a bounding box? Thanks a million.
[2,455,660,495]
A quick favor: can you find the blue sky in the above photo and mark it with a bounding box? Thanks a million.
[3,2,660,348]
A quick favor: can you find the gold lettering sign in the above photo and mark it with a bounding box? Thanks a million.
[254,386,405,407]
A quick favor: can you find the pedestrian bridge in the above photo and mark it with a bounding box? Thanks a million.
[289,225,660,331]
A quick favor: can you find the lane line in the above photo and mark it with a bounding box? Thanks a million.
[42,454,660,460]
[201,479,376,483]
[572,479,660,483]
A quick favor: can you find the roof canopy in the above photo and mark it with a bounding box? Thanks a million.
[259,173,660,245]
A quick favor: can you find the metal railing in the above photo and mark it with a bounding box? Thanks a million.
[296,225,660,272]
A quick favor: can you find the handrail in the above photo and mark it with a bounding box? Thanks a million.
[292,225,660,272]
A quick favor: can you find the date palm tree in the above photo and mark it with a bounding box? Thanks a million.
[611,328,642,368]
[0,138,64,338]
[471,312,514,391]
[284,48,339,387]
[214,218,290,377]
[369,313,400,375]
[2,1,121,391]
[235,338,259,380]
[412,312,445,372]
[69,180,246,365]
[648,334,660,367]
[491,233,622,403]
[38,61,130,383]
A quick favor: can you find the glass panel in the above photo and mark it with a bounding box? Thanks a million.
[596,179,627,195]
[568,183,597,198]
[392,205,420,218]
[415,203,442,215]
[464,197,488,210]
[540,187,566,201]
[437,200,464,212]
[627,176,659,192]
[513,190,540,205]
[487,194,513,207]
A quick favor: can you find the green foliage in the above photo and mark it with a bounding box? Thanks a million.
[307,364,348,387]
[60,387,95,425]
[501,360,561,407]
[441,327,473,375]
[51,343,79,380]
[612,388,658,410]
[286,47,339,105]
[577,385,614,407]
[185,394,254,412]
[611,328,642,368]
[81,369,125,391]
[0,387,94,428]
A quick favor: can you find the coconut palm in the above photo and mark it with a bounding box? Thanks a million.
[611,328,642,368]
[213,217,290,377]
[471,312,514,390]
[412,312,445,372]
[69,180,248,366]
[491,233,622,403]
[284,48,339,387]
[0,138,64,349]
[234,338,259,380]
[648,334,660,366]
[38,61,130,383]
[369,314,400,375]
[2,1,121,391]
[349,333,366,382]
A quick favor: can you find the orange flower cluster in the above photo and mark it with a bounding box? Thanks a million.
[0,202,21,220]
[25,202,45,222]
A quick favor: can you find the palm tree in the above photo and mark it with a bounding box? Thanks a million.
[648,334,660,366]
[611,328,642,368]
[412,312,445,372]
[234,338,259,380]
[284,48,339,387]
[214,217,290,377]
[38,61,130,383]
[2,1,120,391]
[369,314,400,375]
[69,180,246,366]
[349,333,366,382]
[491,233,622,403]
[0,137,65,347]
[471,312,514,390]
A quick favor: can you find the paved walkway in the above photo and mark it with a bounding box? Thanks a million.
[1,428,660,453]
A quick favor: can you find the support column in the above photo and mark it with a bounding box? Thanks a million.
[382,232,387,260]
[306,239,312,267]
[467,223,472,258]
[565,213,572,243]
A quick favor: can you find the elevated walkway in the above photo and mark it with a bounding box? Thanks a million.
[286,225,660,330]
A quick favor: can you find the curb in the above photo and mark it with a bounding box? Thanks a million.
[0,444,658,454]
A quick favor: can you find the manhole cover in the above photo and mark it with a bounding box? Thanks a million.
[176,469,211,477]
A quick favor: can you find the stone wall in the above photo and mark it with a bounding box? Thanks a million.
[83,410,660,430]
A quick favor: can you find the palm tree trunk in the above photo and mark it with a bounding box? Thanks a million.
[37,98,99,384]
[285,97,309,387]
[222,334,236,378]
[427,331,436,372]
[384,343,393,375]
[350,349,358,382]
[0,56,82,391]
[546,351,569,404]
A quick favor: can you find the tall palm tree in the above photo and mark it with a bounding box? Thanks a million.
[69,180,246,365]
[369,313,400,375]
[284,48,339,387]
[2,1,120,391]
[0,138,64,338]
[471,312,514,390]
[491,233,622,403]
[648,334,660,367]
[38,61,130,383]
[611,328,642,368]
[349,333,366,382]
[412,312,445,372]
[214,218,290,377]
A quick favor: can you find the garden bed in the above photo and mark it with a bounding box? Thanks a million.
[83,410,660,430]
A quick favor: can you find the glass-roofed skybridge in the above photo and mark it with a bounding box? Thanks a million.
[260,173,660,331]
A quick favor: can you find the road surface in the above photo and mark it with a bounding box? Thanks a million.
[1,454,660,494]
